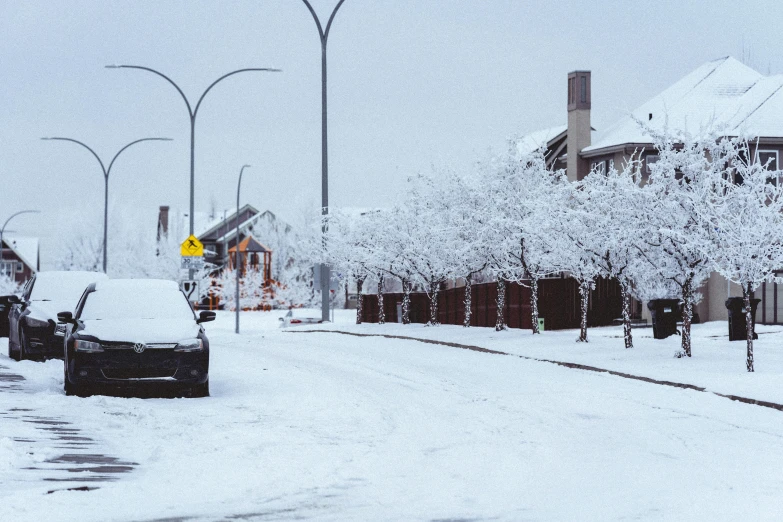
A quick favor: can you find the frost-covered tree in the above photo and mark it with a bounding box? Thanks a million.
[486,145,564,334]
[696,136,783,371]
[0,274,20,295]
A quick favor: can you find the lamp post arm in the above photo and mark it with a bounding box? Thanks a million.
[111,65,194,119]
[193,68,281,119]
[42,137,108,177]
[324,0,347,42]
[106,137,172,176]
[1,210,40,236]
[301,0,326,41]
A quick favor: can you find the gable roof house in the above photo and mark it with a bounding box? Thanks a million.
[0,236,39,285]
[525,57,783,324]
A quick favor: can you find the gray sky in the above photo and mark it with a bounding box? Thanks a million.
[1,0,781,266]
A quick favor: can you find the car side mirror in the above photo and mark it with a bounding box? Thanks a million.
[197,311,216,324]
[5,295,21,305]
[57,311,75,324]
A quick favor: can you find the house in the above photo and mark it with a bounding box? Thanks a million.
[522,57,783,323]
[0,236,39,285]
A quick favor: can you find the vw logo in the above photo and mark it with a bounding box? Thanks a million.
[133,343,146,354]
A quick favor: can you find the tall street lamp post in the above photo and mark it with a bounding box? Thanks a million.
[105,65,280,279]
[41,137,171,273]
[0,210,40,271]
[301,0,346,322]
[235,164,251,334]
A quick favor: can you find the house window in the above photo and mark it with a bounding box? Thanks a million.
[756,150,780,185]
[0,262,13,278]
[646,155,660,174]
[608,159,614,172]
[16,262,23,273]
[591,161,606,175]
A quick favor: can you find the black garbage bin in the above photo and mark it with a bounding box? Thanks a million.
[725,297,760,341]
[647,299,681,340]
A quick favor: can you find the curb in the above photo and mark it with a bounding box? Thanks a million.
[290,329,783,413]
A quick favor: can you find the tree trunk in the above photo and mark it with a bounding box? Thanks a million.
[427,280,440,326]
[401,278,412,325]
[495,275,507,331]
[745,283,754,372]
[577,280,590,342]
[681,278,693,357]
[621,280,633,349]
[355,277,364,325]
[463,274,472,327]
[530,277,540,334]
[377,275,385,325]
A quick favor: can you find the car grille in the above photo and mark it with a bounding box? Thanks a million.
[101,342,178,350]
[101,368,177,380]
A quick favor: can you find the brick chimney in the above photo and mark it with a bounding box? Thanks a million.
[157,206,170,240]
[567,70,591,182]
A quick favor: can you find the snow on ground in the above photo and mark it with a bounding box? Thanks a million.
[304,314,783,405]
[1,309,782,521]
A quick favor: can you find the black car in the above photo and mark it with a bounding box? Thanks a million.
[58,279,215,397]
[7,271,108,361]
[0,294,16,338]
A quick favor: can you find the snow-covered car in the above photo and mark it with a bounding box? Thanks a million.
[57,279,215,397]
[7,271,108,361]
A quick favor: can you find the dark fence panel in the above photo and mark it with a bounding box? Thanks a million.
[360,277,622,331]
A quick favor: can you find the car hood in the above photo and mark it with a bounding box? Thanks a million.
[79,319,201,344]
[28,301,76,322]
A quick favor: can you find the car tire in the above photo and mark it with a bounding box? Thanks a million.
[64,378,92,398]
[190,379,209,398]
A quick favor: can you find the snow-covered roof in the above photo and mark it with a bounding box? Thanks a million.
[516,125,567,155]
[584,57,783,154]
[166,207,241,243]
[2,235,39,271]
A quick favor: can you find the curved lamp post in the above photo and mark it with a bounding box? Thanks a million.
[41,137,171,273]
[0,210,40,273]
[235,164,251,334]
[105,65,280,279]
[301,0,346,322]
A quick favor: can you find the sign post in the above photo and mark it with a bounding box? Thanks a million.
[180,236,205,305]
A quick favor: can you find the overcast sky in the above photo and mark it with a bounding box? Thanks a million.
[1,0,781,266]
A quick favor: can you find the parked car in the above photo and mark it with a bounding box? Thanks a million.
[58,279,215,397]
[7,271,108,361]
[0,294,17,338]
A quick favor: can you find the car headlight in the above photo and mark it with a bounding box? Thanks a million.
[174,338,203,352]
[26,317,50,329]
[74,340,104,353]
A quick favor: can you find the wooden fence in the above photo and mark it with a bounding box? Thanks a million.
[361,277,623,331]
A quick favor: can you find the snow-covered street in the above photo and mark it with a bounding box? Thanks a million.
[2,311,783,521]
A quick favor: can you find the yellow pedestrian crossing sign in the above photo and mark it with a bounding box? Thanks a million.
[181,235,204,257]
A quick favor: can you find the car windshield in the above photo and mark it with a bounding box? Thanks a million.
[79,286,195,321]
[29,272,104,304]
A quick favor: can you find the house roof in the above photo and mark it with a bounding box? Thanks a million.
[1,235,39,271]
[229,235,271,253]
[584,56,783,155]
[516,125,567,155]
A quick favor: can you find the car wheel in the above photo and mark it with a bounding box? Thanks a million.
[190,379,209,398]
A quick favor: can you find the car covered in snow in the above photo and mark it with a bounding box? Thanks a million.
[7,271,108,360]
[57,279,215,397]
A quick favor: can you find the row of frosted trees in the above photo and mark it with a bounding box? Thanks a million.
[320,128,783,372]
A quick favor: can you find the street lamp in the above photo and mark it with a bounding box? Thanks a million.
[41,137,171,273]
[235,164,252,334]
[301,0,347,322]
[105,65,280,279]
[0,210,40,273]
